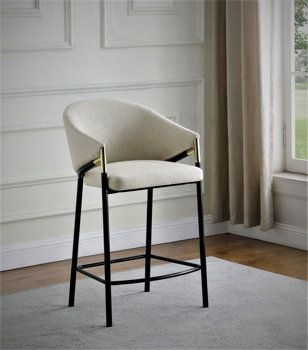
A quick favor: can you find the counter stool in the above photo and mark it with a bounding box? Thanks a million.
[63,98,209,327]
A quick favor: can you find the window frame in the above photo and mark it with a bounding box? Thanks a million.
[284,0,308,174]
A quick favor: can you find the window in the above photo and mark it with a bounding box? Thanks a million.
[285,0,308,174]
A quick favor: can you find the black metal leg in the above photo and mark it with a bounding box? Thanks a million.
[69,167,207,325]
[196,180,209,308]
[144,188,153,292]
[101,173,112,327]
[68,176,83,307]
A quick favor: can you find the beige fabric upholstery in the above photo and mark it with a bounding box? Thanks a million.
[84,160,203,191]
[63,98,199,172]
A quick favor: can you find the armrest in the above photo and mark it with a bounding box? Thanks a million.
[166,137,201,164]
[166,146,195,162]
[77,145,107,177]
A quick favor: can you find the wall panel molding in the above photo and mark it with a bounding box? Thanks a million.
[0,110,180,133]
[1,78,203,132]
[1,0,73,51]
[1,1,207,269]
[0,185,195,223]
[127,0,180,16]
[0,120,64,133]
[1,78,203,99]
[102,0,204,48]
[1,172,75,190]
[1,0,44,17]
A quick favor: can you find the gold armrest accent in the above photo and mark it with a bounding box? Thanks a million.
[93,158,101,166]
[186,147,195,156]
[93,145,107,173]
[194,138,201,163]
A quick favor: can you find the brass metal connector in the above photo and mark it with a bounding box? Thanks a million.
[186,147,195,156]
[93,158,101,167]
[194,138,201,163]
[100,146,107,173]
[93,145,107,173]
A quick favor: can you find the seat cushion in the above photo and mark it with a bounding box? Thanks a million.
[84,160,203,191]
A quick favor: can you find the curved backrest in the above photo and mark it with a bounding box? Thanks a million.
[63,98,198,172]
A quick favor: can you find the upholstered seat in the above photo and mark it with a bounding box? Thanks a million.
[84,160,203,191]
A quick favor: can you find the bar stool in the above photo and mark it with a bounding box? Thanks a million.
[63,98,209,327]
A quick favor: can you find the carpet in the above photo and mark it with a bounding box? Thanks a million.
[1,257,306,349]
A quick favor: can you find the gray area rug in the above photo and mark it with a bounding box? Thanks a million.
[1,257,307,350]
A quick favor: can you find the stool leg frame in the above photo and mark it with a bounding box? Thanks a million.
[101,172,112,327]
[144,188,153,292]
[68,167,209,326]
[68,176,83,307]
[196,166,209,308]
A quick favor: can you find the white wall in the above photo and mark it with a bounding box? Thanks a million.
[1,0,306,271]
[1,0,226,271]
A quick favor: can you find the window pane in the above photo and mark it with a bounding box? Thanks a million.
[294,0,308,73]
[295,76,308,159]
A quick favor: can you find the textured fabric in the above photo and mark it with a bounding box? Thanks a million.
[1,258,306,349]
[63,98,199,172]
[84,160,203,191]
[205,0,274,230]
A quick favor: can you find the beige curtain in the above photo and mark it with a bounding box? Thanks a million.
[205,0,274,230]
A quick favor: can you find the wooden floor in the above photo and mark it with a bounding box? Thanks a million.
[1,233,307,295]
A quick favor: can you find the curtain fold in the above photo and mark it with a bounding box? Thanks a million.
[208,0,274,231]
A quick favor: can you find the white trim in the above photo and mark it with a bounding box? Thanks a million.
[0,172,74,190]
[1,0,44,17]
[0,185,195,223]
[0,216,227,271]
[0,120,64,133]
[273,172,308,200]
[1,78,202,134]
[0,108,181,133]
[102,0,204,48]
[127,0,180,16]
[1,77,203,99]
[228,222,307,251]
[2,215,306,270]
[273,172,308,183]
[1,0,73,52]
[284,0,308,174]
[274,191,307,201]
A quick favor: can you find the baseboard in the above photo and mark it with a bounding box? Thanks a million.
[0,215,228,271]
[228,222,307,251]
[1,217,305,271]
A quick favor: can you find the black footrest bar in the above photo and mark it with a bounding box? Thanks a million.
[150,254,201,268]
[76,265,200,286]
[111,266,200,285]
[78,254,145,269]
[76,267,106,284]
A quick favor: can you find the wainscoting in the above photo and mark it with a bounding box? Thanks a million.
[1,0,206,270]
